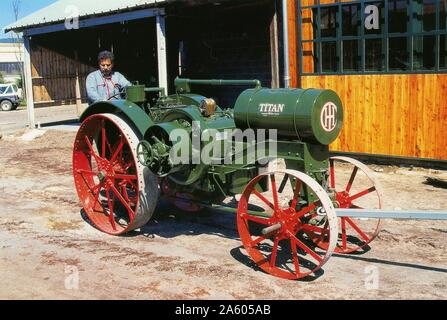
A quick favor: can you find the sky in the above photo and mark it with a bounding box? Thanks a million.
[0,0,58,38]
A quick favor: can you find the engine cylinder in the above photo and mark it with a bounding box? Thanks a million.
[234,88,343,145]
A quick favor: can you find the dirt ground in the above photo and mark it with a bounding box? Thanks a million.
[0,129,446,300]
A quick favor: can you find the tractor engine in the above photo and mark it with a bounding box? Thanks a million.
[136,79,343,195]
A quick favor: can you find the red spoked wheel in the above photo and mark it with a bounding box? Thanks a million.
[73,113,159,235]
[237,170,338,280]
[313,156,383,254]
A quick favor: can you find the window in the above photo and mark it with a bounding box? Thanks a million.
[2,86,13,95]
[299,0,447,74]
[343,4,361,36]
[321,7,338,38]
[413,35,436,70]
[322,41,338,72]
[441,35,447,69]
[420,0,436,32]
[365,38,385,70]
[441,0,447,30]
[389,37,410,69]
[388,0,409,33]
[343,40,361,70]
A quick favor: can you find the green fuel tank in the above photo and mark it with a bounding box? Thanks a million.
[234,88,343,145]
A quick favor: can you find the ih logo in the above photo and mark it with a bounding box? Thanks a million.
[320,102,338,132]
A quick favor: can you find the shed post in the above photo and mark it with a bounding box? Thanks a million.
[23,35,35,129]
[74,51,82,116]
[270,2,280,89]
[156,14,168,92]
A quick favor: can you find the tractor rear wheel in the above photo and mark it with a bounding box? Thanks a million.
[73,113,159,235]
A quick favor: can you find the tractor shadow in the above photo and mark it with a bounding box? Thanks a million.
[424,176,447,189]
[79,199,241,240]
[79,199,367,282]
[331,253,447,274]
[138,200,241,240]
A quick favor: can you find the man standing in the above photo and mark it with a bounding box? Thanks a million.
[86,51,131,104]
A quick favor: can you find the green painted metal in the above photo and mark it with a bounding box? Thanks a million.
[175,77,262,94]
[80,100,154,137]
[144,87,166,97]
[127,84,146,103]
[79,78,345,211]
[234,88,344,145]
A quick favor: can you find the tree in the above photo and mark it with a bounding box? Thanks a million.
[11,1,25,90]
[0,72,5,84]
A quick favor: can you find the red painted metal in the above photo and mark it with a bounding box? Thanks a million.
[312,156,383,254]
[237,170,338,280]
[73,113,156,235]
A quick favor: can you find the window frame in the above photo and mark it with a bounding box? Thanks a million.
[298,0,447,75]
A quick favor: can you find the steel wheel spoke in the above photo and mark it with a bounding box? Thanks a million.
[101,123,106,158]
[84,136,101,164]
[77,169,97,176]
[110,138,125,163]
[341,218,347,249]
[270,175,279,210]
[278,174,289,193]
[348,186,376,202]
[346,167,358,193]
[330,159,335,189]
[290,238,301,276]
[270,238,280,268]
[115,174,138,181]
[92,183,103,211]
[301,224,325,234]
[292,200,319,220]
[251,235,267,246]
[290,234,322,263]
[290,179,302,210]
[110,185,135,221]
[121,185,133,202]
[244,214,274,226]
[253,190,274,210]
[345,217,370,242]
[106,192,117,231]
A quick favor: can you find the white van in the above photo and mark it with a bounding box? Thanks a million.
[0,83,21,111]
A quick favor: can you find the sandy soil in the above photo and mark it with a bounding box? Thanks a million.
[0,130,446,300]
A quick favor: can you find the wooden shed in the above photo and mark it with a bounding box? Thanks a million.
[5,0,447,162]
[288,0,447,161]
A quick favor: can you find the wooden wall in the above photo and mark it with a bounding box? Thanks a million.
[302,74,447,160]
[30,44,94,105]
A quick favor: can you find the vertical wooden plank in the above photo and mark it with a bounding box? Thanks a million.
[303,73,446,159]
[270,5,280,89]
[288,0,298,87]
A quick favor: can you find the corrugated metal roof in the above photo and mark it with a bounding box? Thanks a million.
[4,0,167,32]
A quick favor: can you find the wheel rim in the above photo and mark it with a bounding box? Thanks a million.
[73,113,157,235]
[237,170,338,280]
[1,101,12,111]
[313,156,383,254]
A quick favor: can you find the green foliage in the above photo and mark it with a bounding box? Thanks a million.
[15,77,22,88]
[0,72,5,84]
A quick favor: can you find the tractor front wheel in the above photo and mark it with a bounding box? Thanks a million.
[237,170,338,280]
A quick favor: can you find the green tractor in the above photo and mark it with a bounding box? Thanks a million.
[73,78,383,280]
